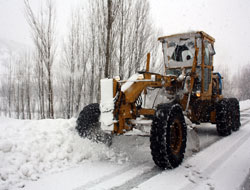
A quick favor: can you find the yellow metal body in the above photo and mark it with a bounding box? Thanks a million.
[111,31,222,134]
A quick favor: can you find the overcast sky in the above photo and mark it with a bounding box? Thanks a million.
[0,0,250,74]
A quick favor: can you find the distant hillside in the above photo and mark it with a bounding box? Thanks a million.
[0,38,30,53]
[0,38,30,74]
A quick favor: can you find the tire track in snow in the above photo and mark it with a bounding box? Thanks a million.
[111,166,160,190]
[74,162,152,190]
[241,113,250,118]
[179,112,250,190]
[241,168,250,190]
[73,164,138,190]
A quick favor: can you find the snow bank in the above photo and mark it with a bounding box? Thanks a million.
[240,99,250,111]
[0,117,118,190]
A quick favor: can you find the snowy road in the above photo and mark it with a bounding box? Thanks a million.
[21,107,250,190]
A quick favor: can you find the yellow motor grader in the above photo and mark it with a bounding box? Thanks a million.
[76,31,240,169]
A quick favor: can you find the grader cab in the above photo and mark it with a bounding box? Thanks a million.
[76,31,240,169]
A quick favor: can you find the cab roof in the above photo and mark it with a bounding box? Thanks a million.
[158,31,215,43]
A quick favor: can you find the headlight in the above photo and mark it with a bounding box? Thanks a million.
[196,90,201,97]
[114,76,120,81]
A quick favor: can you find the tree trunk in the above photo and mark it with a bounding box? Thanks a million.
[48,69,54,118]
[105,0,112,78]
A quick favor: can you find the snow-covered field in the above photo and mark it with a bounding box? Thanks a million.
[0,100,250,190]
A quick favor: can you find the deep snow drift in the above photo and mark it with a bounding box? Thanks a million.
[0,118,125,189]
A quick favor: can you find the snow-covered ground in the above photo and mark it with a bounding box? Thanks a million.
[0,119,124,189]
[0,100,250,190]
[240,99,250,111]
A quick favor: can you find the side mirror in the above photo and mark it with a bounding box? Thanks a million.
[208,43,216,56]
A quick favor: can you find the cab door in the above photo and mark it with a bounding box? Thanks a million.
[202,39,215,99]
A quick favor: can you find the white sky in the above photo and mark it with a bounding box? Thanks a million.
[0,0,250,74]
[150,0,250,74]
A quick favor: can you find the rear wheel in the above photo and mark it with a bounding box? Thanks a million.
[216,98,232,136]
[76,103,112,145]
[150,103,187,169]
[228,98,241,131]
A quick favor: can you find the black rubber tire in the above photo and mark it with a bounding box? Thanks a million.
[228,98,241,131]
[150,103,187,169]
[76,103,112,145]
[216,98,232,136]
[76,103,100,137]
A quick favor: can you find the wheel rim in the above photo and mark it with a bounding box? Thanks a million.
[169,119,183,155]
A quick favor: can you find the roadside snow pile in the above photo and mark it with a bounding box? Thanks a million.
[240,99,250,111]
[0,117,119,189]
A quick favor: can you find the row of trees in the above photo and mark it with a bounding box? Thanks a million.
[0,0,162,119]
[238,64,250,100]
[0,53,33,119]
[214,63,250,101]
[1,0,249,120]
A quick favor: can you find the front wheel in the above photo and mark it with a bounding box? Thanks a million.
[150,103,187,169]
[76,103,112,145]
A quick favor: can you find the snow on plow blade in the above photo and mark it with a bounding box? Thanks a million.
[100,78,115,132]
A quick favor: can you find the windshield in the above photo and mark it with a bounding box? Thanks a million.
[171,41,194,62]
[162,37,196,69]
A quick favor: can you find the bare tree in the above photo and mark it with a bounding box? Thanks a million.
[33,42,46,119]
[23,53,33,119]
[1,52,17,118]
[117,0,132,79]
[0,50,35,119]
[63,6,90,118]
[24,0,57,119]
[238,63,250,100]
[7,55,14,117]
[85,0,159,103]
[105,0,113,78]
[215,63,235,98]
